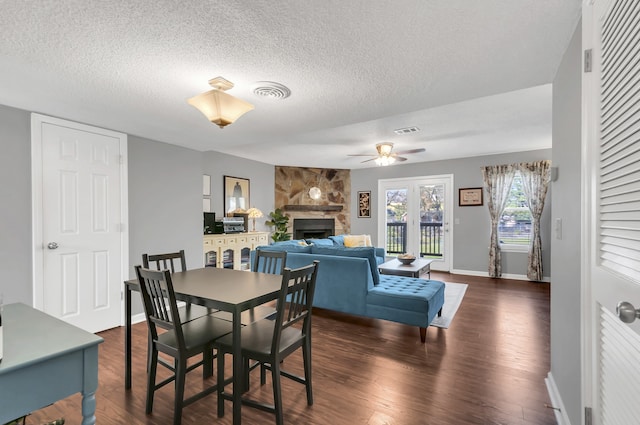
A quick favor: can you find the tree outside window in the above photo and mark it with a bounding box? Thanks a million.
[498,172,533,246]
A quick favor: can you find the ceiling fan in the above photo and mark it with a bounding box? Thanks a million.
[348,142,426,166]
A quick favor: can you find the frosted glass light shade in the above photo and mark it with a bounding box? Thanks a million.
[375,156,396,166]
[309,187,322,200]
[188,77,254,128]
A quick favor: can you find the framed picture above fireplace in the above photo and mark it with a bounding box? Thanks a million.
[358,191,371,218]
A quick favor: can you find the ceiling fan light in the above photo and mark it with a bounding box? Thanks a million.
[188,77,254,129]
[375,155,395,166]
[376,142,394,156]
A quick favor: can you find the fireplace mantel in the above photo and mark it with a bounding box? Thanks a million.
[284,204,343,212]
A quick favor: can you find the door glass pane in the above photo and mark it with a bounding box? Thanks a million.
[419,184,444,259]
[385,188,407,254]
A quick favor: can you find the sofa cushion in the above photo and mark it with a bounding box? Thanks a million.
[305,238,334,246]
[328,235,344,245]
[272,239,310,247]
[310,245,380,285]
[256,243,312,254]
[368,275,445,313]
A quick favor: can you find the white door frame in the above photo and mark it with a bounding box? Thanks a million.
[377,174,453,272]
[31,113,129,326]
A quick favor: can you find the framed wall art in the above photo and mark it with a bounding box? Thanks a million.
[459,187,483,206]
[358,191,371,218]
[224,175,250,215]
[202,174,211,196]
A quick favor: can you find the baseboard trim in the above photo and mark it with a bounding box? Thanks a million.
[450,268,550,282]
[131,312,146,325]
[545,372,571,425]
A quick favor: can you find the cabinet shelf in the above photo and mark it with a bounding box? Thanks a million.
[203,232,269,270]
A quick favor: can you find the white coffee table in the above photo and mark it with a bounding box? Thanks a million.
[378,258,433,279]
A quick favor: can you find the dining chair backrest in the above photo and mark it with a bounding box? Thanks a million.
[135,265,185,352]
[253,248,287,275]
[271,261,320,353]
[142,250,187,273]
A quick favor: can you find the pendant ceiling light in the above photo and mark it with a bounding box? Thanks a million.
[188,77,254,129]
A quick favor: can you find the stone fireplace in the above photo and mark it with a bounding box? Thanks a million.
[293,218,335,240]
[274,166,351,237]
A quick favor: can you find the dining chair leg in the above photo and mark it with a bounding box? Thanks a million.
[242,357,251,392]
[216,350,225,417]
[260,362,267,386]
[174,357,187,425]
[302,341,313,405]
[146,349,158,414]
[203,347,214,378]
[271,360,284,425]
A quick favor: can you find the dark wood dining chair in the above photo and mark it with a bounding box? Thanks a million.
[135,265,233,425]
[142,250,213,322]
[215,260,320,425]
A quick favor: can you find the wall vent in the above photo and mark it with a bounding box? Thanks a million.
[393,126,420,135]
[251,81,291,99]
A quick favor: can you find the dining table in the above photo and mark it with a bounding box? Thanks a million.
[124,266,283,425]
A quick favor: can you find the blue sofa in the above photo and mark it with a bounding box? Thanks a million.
[253,237,445,342]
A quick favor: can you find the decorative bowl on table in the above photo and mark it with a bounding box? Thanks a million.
[397,254,416,265]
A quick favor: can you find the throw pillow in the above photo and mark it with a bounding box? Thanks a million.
[343,234,373,247]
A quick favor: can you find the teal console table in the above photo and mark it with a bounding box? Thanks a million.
[0,303,103,425]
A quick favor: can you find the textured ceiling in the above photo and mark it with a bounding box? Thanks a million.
[0,1,581,169]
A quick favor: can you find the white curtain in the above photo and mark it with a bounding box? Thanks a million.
[517,160,552,281]
[481,164,516,278]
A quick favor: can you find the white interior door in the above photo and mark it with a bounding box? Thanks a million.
[378,175,453,272]
[583,1,640,423]
[32,114,128,333]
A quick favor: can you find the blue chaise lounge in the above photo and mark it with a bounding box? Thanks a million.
[253,238,445,342]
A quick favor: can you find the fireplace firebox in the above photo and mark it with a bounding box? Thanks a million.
[293,218,335,240]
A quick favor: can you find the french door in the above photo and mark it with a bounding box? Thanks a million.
[378,175,453,272]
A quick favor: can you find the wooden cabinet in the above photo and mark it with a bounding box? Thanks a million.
[203,232,270,270]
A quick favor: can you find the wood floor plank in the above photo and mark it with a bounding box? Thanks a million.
[27,272,556,425]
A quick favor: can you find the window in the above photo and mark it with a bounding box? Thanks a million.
[498,172,532,249]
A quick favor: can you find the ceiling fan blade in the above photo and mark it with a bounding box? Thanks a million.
[395,156,408,162]
[361,157,378,163]
[394,148,426,155]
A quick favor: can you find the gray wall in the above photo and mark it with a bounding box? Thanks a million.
[551,20,582,425]
[203,151,275,233]
[128,136,204,270]
[0,103,276,313]
[0,105,32,304]
[351,149,552,278]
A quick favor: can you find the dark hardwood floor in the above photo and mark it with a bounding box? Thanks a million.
[28,272,554,425]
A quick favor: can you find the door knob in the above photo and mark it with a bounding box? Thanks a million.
[47,242,59,250]
[616,301,640,323]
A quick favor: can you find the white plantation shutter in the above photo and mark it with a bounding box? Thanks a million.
[599,0,640,283]
[599,305,640,424]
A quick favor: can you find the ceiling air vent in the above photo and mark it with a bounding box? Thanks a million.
[393,126,420,135]
[251,81,291,99]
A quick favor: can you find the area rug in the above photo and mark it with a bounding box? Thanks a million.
[430,282,468,329]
